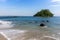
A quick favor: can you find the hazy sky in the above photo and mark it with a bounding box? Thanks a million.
[0,0,60,16]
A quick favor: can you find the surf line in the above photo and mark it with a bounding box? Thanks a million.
[40,36,57,40]
[0,32,11,40]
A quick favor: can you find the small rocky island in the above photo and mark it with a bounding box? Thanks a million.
[33,9,54,27]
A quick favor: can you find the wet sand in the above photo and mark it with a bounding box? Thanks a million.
[10,30,56,40]
[0,34,7,40]
[0,30,58,40]
[40,37,56,40]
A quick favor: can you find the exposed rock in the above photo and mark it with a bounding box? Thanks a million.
[40,23,45,27]
[46,20,49,22]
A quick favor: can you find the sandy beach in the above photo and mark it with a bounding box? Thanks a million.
[0,34,7,40]
[0,30,58,40]
[11,30,56,40]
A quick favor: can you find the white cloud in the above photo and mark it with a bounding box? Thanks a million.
[51,0,60,2]
[50,0,60,7]
[51,5,60,7]
[49,0,60,16]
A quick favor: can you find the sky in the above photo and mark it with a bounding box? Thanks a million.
[0,0,60,16]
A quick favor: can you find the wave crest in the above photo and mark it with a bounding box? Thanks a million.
[0,20,14,29]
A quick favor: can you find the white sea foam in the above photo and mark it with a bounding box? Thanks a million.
[0,20,14,29]
[0,29,27,40]
[43,36,56,39]
[0,32,10,40]
[0,29,60,40]
[0,29,27,35]
[40,35,60,40]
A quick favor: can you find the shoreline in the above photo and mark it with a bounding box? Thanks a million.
[0,29,27,40]
[0,29,58,40]
[0,32,8,40]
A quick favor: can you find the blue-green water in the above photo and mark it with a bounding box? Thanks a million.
[0,16,60,40]
[0,16,60,29]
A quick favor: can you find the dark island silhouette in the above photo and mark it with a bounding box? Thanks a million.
[33,9,54,27]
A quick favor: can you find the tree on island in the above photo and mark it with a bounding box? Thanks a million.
[34,9,54,17]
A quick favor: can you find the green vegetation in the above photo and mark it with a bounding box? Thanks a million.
[34,9,54,17]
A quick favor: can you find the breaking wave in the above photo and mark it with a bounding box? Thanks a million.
[0,20,14,29]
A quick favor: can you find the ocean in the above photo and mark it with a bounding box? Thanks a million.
[0,16,60,40]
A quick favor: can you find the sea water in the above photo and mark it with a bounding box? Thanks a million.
[0,16,60,40]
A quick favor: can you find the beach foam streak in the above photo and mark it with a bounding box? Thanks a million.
[0,20,14,29]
